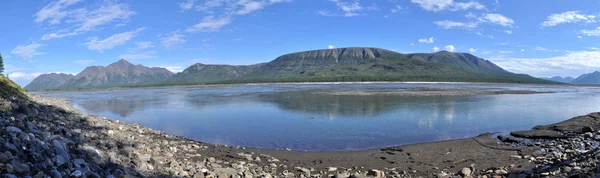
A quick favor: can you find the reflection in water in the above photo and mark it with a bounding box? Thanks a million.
[34,83,600,151]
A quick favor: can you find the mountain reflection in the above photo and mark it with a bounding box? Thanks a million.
[257,91,464,118]
[77,96,164,117]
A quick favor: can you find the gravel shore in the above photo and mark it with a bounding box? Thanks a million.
[1,92,599,177]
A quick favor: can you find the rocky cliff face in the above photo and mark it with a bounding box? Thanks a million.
[62,59,174,88]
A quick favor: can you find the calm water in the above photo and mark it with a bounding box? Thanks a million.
[35,83,600,151]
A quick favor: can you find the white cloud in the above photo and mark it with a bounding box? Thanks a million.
[37,2,135,40]
[34,0,81,24]
[11,43,46,58]
[186,16,232,32]
[188,0,290,31]
[135,41,154,49]
[328,45,335,49]
[74,60,95,65]
[390,5,404,13]
[329,0,363,17]
[577,35,583,39]
[160,31,186,49]
[521,49,525,52]
[418,37,435,44]
[236,0,272,15]
[84,28,145,52]
[435,13,514,31]
[504,30,513,34]
[444,45,455,52]
[492,51,600,77]
[432,46,440,52]
[581,27,600,36]
[451,1,485,11]
[541,11,597,27]
[478,13,515,27]
[179,0,196,11]
[8,72,44,81]
[160,66,186,73]
[534,47,548,51]
[433,20,478,30]
[410,0,485,12]
[469,48,476,53]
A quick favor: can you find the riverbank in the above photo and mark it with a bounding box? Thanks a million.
[2,91,600,177]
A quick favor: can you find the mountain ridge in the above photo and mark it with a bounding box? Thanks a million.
[24,73,74,91]
[25,47,556,90]
[571,71,600,84]
[61,59,173,89]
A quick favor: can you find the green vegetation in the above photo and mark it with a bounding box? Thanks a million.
[0,53,4,75]
[0,75,27,100]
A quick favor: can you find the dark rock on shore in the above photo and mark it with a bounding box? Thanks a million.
[510,129,568,139]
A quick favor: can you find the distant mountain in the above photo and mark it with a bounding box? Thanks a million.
[245,47,400,78]
[402,51,509,75]
[61,59,174,89]
[230,48,551,84]
[571,71,600,84]
[26,48,555,90]
[24,73,74,90]
[540,76,575,83]
[166,63,264,84]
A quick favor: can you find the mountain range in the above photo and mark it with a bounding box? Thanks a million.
[538,71,600,85]
[571,71,600,84]
[25,47,557,90]
[540,76,575,83]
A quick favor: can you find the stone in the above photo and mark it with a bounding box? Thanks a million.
[48,169,62,178]
[2,174,18,178]
[0,151,12,163]
[459,167,472,177]
[495,169,508,175]
[208,157,216,163]
[52,140,71,161]
[213,168,238,177]
[366,169,385,178]
[328,167,338,172]
[510,155,522,159]
[70,170,83,177]
[6,126,21,133]
[10,160,30,174]
[53,155,67,167]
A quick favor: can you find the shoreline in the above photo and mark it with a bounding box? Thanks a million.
[27,81,573,93]
[2,93,599,177]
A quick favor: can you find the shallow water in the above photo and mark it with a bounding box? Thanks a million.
[35,83,600,151]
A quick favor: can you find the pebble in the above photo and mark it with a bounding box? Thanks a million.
[459,167,472,176]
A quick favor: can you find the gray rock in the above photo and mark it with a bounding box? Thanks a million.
[52,139,71,161]
[459,167,472,176]
[53,155,67,167]
[366,169,385,178]
[2,174,18,178]
[6,126,21,133]
[0,151,12,163]
[214,168,238,177]
[10,160,30,174]
[48,169,62,178]
[70,170,83,177]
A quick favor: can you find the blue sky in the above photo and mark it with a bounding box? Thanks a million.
[2,0,600,86]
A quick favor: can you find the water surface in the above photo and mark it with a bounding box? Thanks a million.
[35,83,600,151]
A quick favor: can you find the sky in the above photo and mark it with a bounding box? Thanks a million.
[2,0,600,86]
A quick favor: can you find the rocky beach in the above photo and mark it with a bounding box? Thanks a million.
[2,77,600,178]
